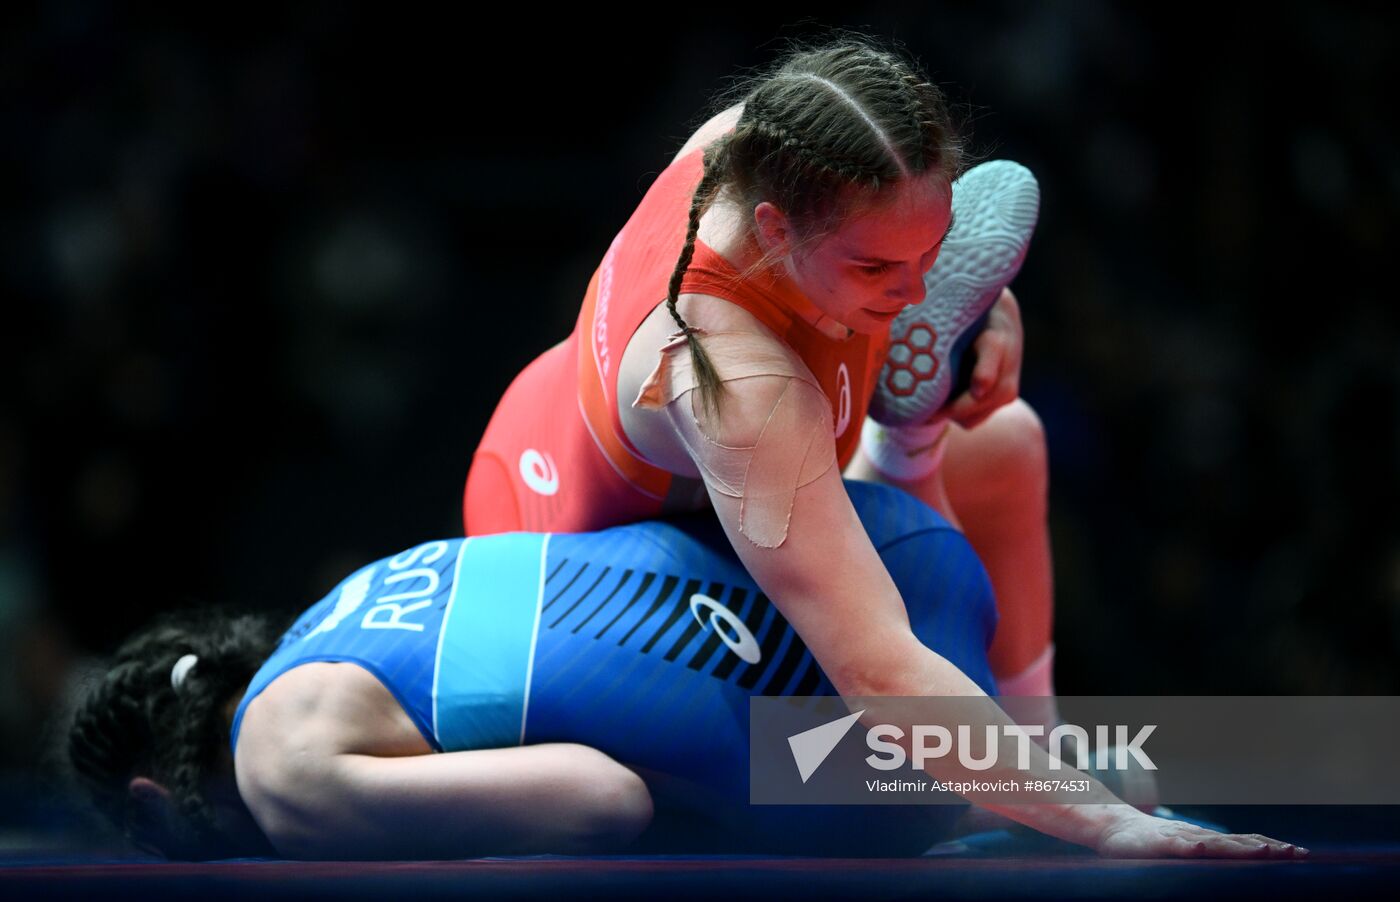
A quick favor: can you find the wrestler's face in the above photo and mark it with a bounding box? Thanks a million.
[758,171,953,335]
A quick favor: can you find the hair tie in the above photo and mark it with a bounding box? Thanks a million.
[170,654,199,692]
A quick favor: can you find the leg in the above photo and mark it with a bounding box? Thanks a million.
[846,400,1055,689]
[941,398,1054,685]
[902,404,1059,840]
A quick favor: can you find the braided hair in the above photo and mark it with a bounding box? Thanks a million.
[666,31,965,417]
[66,605,286,858]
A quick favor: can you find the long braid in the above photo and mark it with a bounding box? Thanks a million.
[663,141,730,419]
[68,661,156,829]
[163,646,247,846]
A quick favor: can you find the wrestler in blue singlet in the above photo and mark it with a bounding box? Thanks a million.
[229,480,999,855]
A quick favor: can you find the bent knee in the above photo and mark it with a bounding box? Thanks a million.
[950,399,1048,504]
[992,398,1048,482]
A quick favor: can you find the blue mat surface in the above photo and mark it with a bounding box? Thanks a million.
[5,806,1398,899]
[4,843,1398,901]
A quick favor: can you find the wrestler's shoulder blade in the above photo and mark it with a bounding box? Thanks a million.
[233,662,429,847]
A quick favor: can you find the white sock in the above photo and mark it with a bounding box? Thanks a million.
[859,416,950,482]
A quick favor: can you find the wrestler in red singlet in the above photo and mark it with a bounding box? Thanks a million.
[463,143,892,536]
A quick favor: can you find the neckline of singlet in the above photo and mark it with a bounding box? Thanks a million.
[686,237,856,342]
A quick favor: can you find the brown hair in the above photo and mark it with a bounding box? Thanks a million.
[666,32,965,416]
[66,605,286,858]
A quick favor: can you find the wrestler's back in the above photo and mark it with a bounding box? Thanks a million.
[233,481,998,857]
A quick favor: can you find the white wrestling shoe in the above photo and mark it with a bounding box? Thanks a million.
[868,160,1041,427]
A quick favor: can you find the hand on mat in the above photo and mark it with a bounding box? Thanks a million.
[943,288,1022,432]
[1094,811,1308,859]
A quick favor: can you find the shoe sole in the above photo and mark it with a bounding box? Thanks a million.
[868,160,1040,427]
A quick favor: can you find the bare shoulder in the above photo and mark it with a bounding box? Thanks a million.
[233,661,435,852]
[672,306,830,448]
[671,102,744,164]
[235,662,430,786]
[619,289,820,471]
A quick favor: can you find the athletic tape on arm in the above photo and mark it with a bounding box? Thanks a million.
[633,328,837,548]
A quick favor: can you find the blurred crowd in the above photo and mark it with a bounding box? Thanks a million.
[3,2,1397,849]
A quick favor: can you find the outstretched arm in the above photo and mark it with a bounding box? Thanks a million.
[670,370,1301,858]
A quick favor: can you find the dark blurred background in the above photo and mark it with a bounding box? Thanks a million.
[2,1,1397,851]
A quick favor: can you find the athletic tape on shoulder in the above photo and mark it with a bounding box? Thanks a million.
[634,328,837,548]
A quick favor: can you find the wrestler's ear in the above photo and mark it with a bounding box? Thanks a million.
[127,776,175,844]
[128,775,171,806]
[752,201,795,257]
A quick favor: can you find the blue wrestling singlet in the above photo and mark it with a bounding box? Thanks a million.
[229,480,999,854]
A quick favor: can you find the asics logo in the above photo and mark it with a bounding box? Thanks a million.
[689,593,761,665]
[833,362,851,439]
[519,448,560,496]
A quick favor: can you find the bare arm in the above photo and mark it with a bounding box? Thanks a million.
[686,386,1107,843]
[232,663,649,858]
[238,741,653,860]
[673,372,1300,857]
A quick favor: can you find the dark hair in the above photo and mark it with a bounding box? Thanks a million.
[666,31,965,416]
[66,605,286,859]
